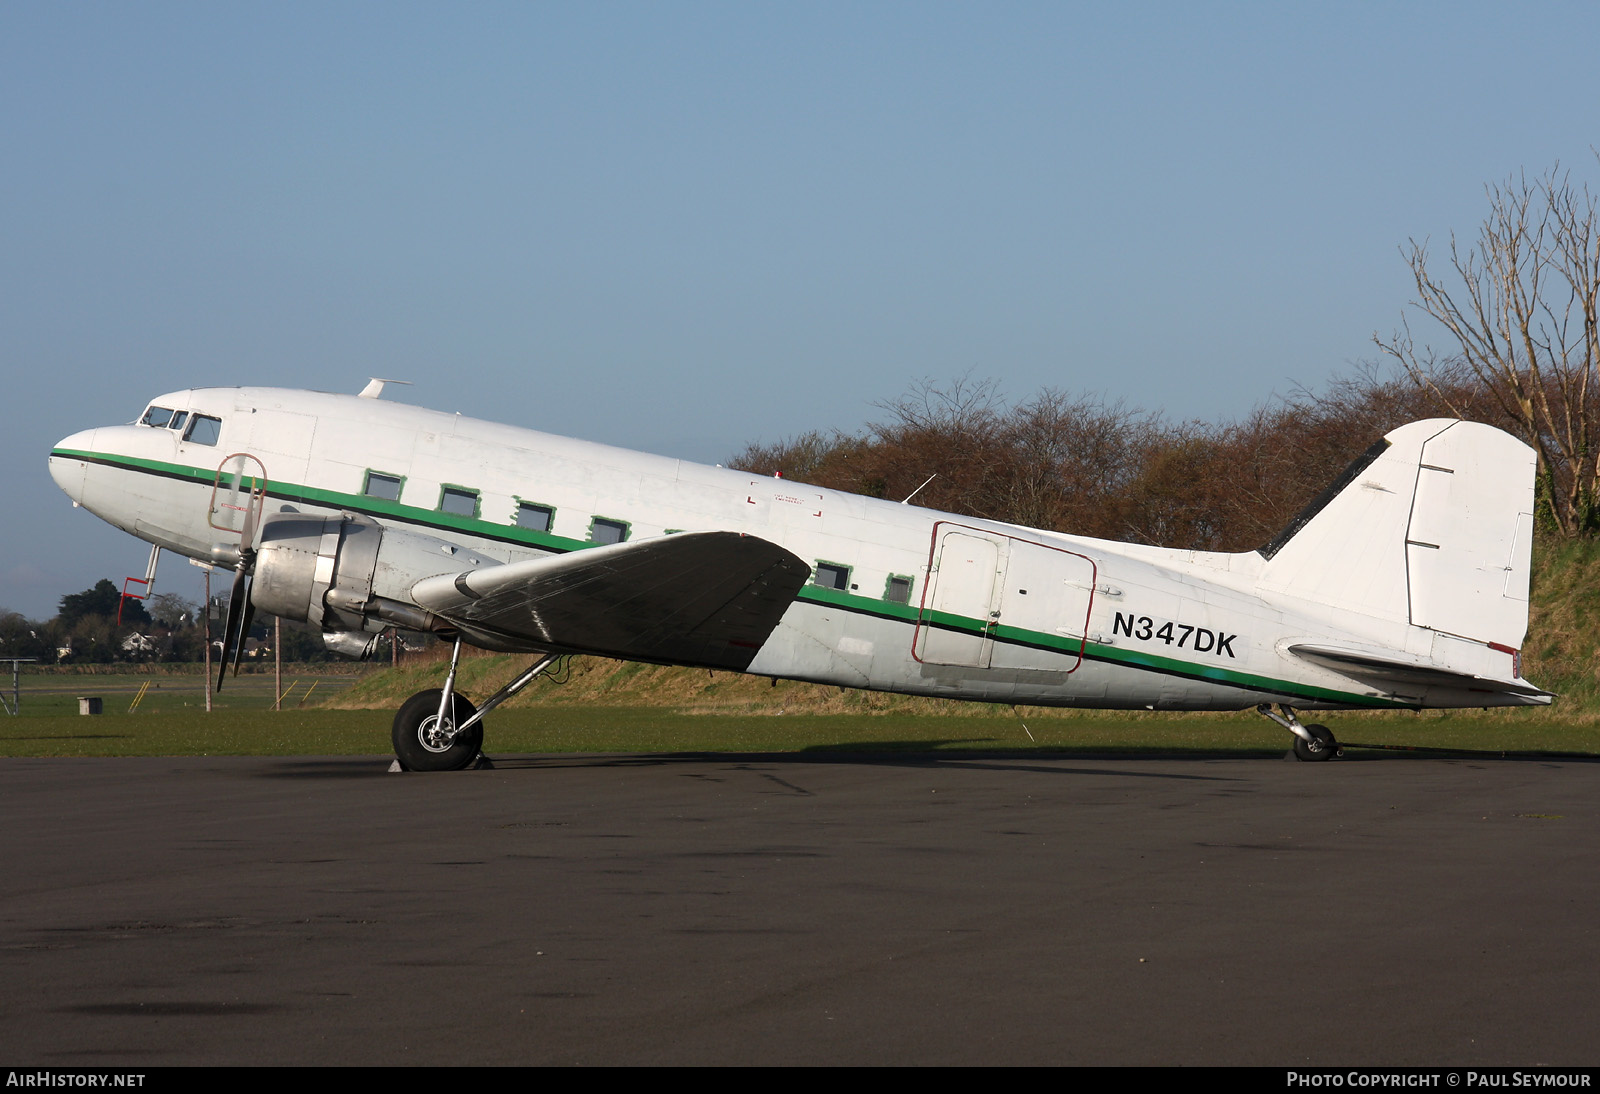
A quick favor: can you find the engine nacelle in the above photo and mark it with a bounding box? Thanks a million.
[250,511,494,635]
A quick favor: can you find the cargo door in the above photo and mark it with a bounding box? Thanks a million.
[914,526,1004,667]
[989,539,1096,673]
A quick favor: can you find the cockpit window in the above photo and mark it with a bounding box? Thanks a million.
[139,405,194,433]
[184,414,222,446]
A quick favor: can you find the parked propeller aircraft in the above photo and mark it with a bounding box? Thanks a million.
[48,383,1549,769]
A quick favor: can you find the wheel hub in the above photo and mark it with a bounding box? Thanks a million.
[418,714,457,752]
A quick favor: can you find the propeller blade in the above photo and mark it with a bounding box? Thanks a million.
[231,586,255,680]
[216,561,249,693]
[239,483,261,551]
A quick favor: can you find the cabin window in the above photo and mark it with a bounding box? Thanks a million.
[184,414,222,446]
[813,561,851,591]
[141,406,173,428]
[438,485,480,518]
[515,502,554,533]
[363,470,404,502]
[589,517,629,545]
[885,575,914,604]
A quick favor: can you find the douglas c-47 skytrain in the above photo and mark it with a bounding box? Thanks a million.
[48,381,1550,769]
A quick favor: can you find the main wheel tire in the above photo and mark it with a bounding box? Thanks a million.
[392,689,483,772]
[1292,723,1338,762]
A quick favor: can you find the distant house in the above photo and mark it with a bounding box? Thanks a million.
[120,632,157,655]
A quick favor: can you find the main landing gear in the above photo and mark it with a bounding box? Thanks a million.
[1256,703,1342,762]
[391,638,560,771]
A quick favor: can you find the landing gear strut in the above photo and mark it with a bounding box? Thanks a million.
[1256,703,1342,762]
[390,639,560,771]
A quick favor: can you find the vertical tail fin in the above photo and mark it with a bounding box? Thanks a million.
[1257,419,1536,650]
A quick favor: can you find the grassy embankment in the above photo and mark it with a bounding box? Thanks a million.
[4,539,1597,758]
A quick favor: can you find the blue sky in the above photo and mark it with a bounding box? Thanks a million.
[4,1,1599,619]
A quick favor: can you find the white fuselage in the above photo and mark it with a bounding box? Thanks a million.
[48,386,1539,712]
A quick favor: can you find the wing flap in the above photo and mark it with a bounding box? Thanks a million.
[410,531,811,670]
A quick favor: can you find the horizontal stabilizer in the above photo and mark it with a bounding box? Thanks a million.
[1288,643,1552,701]
[410,531,811,670]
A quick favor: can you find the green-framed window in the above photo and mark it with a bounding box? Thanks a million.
[813,560,851,591]
[884,574,914,604]
[438,484,480,518]
[363,470,405,502]
[589,517,630,545]
[514,500,555,533]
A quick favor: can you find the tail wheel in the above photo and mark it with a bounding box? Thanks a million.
[1293,723,1339,762]
[392,689,482,772]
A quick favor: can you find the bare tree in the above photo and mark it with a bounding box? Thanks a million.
[147,591,197,629]
[728,430,853,483]
[860,374,1009,517]
[1376,164,1600,535]
[993,390,1154,534]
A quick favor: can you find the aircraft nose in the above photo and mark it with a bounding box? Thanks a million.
[48,428,99,504]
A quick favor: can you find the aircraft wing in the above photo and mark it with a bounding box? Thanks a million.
[1288,643,1554,701]
[409,531,812,671]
